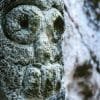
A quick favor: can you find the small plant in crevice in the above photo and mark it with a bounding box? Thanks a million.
[73,62,93,78]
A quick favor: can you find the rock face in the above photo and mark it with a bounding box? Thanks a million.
[0,0,65,100]
[63,0,100,100]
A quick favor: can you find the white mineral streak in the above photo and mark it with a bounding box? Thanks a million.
[63,0,100,100]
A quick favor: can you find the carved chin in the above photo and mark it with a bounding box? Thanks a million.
[22,63,63,99]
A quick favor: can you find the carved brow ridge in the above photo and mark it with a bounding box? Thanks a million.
[0,0,63,12]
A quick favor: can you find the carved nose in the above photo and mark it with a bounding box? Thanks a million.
[34,33,53,64]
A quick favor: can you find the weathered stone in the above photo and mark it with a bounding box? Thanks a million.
[0,0,65,100]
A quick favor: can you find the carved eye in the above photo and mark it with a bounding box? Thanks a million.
[19,14,29,29]
[3,5,42,44]
[52,16,64,43]
[54,16,64,34]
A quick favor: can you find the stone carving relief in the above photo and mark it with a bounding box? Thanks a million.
[0,0,65,100]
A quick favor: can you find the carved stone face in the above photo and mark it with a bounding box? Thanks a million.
[0,0,64,100]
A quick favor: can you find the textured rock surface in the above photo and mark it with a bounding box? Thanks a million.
[63,0,100,100]
[0,0,65,100]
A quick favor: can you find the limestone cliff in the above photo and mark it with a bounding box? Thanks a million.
[63,0,100,100]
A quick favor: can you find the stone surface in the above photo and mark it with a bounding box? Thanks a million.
[0,0,65,100]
